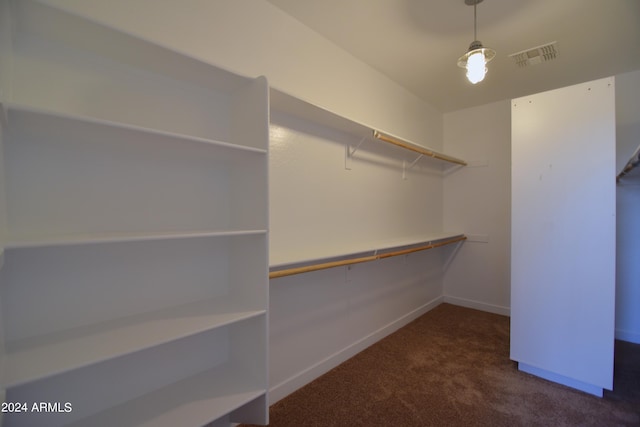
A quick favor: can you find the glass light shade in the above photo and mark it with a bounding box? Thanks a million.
[466,50,487,84]
[457,43,496,84]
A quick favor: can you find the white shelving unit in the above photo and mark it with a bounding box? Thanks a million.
[510,78,615,396]
[269,88,467,270]
[269,232,466,276]
[270,88,467,171]
[0,1,269,426]
[269,233,467,279]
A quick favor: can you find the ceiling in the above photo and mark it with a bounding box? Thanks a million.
[266,0,640,112]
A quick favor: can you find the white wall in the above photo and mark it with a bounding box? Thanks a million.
[617,175,640,344]
[615,69,640,344]
[442,72,640,345]
[442,101,512,315]
[270,250,445,402]
[40,0,450,404]
[43,0,442,148]
[615,70,640,173]
[267,107,451,401]
[269,111,445,265]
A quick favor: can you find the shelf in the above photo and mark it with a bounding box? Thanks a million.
[66,364,266,427]
[270,233,466,278]
[3,104,268,237]
[11,0,253,96]
[3,103,267,156]
[7,1,269,149]
[270,88,466,168]
[3,297,265,388]
[5,229,267,249]
[4,318,267,427]
[270,232,465,268]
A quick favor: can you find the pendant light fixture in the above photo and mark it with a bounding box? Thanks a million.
[457,0,495,84]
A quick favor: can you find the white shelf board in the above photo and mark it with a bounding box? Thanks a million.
[13,0,254,95]
[5,229,267,250]
[270,88,465,167]
[270,88,371,140]
[3,296,266,388]
[66,364,265,427]
[370,232,466,252]
[4,103,267,155]
[270,232,465,270]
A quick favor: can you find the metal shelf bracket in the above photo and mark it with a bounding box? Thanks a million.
[345,136,367,170]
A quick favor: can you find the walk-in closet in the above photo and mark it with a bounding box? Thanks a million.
[0,1,638,426]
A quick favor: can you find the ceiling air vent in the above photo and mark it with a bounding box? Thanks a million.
[508,41,558,67]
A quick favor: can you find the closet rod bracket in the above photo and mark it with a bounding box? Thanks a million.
[403,154,424,179]
[345,136,367,170]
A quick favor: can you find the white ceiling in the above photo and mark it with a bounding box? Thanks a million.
[266,0,640,112]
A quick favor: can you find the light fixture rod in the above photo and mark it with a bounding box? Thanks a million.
[465,0,483,40]
[473,1,477,40]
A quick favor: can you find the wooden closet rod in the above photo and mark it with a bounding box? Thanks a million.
[372,130,467,166]
[269,235,467,279]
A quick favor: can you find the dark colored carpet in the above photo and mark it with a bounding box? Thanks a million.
[242,303,640,426]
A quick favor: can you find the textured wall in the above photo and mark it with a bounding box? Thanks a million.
[442,100,512,315]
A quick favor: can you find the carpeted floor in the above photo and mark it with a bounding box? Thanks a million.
[242,303,640,426]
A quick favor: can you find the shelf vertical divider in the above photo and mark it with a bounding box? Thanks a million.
[229,75,270,423]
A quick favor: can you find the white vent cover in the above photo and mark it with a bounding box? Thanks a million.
[509,41,558,67]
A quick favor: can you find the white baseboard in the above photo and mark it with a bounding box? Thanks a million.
[615,328,640,344]
[268,295,444,404]
[443,295,510,316]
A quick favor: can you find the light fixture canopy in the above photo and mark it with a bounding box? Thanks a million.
[457,0,495,84]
